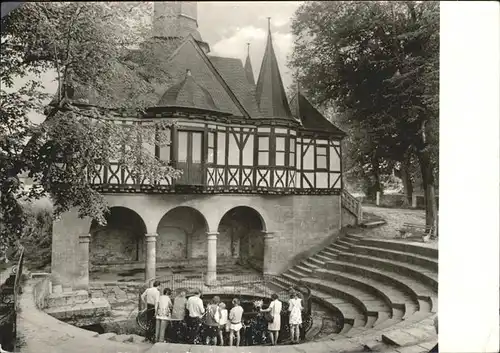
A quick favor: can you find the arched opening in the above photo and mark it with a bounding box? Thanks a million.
[156,206,208,262]
[217,206,266,271]
[89,207,146,265]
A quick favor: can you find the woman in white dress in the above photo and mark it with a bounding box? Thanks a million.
[260,293,282,345]
[155,288,172,343]
[288,292,303,343]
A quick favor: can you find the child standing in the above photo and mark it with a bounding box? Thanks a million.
[217,302,228,346]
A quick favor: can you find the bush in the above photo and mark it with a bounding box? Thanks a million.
[19,205,53,271]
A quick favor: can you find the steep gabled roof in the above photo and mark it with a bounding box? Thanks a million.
[160,35,251,117]
[209,55,261,118]
[290,92,346,136]
[255,21,294,121]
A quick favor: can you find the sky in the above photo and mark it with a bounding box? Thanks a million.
[13,1,302,124]
[197,1,302,89]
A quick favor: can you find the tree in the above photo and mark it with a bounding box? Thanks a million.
[0,2,182,250]
[290,1,439,227]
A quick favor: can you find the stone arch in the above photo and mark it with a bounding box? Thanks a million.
[156,206,209,262]
[89,206,147,265]
[216,206,267,271]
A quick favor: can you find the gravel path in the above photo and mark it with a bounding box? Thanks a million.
[361,206,438,247]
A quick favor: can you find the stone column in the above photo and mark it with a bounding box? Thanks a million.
[74,234,91,290]
[145,233,157,286]
[206,232,218,285]
[262,231,275,276]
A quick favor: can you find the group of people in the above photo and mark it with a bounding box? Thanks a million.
[140,281,304,346]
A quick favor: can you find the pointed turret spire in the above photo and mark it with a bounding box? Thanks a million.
[244,43,255,86]
[255,17,293,120]
[295,72,301,120]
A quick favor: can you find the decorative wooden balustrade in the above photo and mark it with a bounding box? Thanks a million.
[341,189,363,224]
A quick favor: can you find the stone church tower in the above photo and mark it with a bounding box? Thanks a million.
[151,1,210,53]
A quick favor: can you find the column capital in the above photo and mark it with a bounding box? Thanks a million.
[262,231,275,239]
[206,231,219,240]
[79,234,91,243]
[145,233,158,242]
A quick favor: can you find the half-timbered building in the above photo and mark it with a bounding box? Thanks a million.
[52,2,354,290]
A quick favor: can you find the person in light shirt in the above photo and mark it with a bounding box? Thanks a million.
[155,288,172,343]
[288,291,303,344]
[228,298,244,347]
[140,280,161,342]
[185,289,205,344]
[217,302,228,346]
[260,293,282,345]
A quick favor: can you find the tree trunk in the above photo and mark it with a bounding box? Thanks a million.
[365,157,383,201]
[400,152,414,206]
[373,157,382,195]
[416,122,438,232]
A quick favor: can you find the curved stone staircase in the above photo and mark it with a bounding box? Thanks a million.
[270,231,438,352]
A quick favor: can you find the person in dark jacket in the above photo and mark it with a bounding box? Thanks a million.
[169,289,187,343]
[204,296,221,345]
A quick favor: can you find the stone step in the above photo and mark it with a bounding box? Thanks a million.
[429,296,438,313]
[339,322,353,335]
[308,257,325,267]
[373,311,434,333]
[301,259,320,270]
[45,297,111,323]
[301,277,390,318]
[334,252,438,292]
[336,240,354,249]
[346,244,438,272]
[417,299,432,313]
[345,234,438,259]
[328,243,350,252]
[314,268,410,318]
[382,326,436,347]
[305,285,366,330]
[305,316,324,341]
[324,260,436,304]
[319,249,338,258]
[47,290,90,307]
[372,317,404,332]
[361,220,387,228]
[288,268,308,278]
[365,315,378,328]
[295,264,315,274]
[373,310,392,327]
[313,253,335,262]
[272,275,300,291]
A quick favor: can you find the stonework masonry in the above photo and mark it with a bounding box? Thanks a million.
[52,194,342,288]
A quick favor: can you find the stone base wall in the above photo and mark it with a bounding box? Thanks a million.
[53,194,342,287]
[90,282,143,307]
[341,207,358,227]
